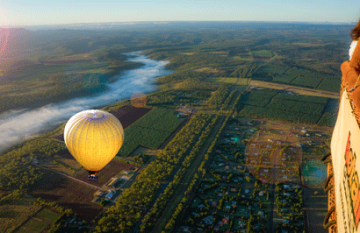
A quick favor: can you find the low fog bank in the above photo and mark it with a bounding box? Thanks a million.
[0,52,172,153]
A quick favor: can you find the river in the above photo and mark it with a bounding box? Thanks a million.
[0,51,172,153]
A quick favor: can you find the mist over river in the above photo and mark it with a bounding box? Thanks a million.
[0,51,172,153]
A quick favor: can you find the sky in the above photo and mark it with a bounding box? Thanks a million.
[0,0,359,27]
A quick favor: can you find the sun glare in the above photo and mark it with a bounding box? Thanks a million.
[0,7,9,55]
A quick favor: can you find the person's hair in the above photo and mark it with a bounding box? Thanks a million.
[351,19,360,40]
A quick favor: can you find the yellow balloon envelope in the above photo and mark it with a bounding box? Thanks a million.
[64,109,124,175]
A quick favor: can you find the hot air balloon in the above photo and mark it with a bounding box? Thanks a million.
[64,109,124,180]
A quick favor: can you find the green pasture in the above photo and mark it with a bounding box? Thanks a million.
[34,208,61,223]
[223,78,239,84]
[252,50,274,58]
[208,77,225,82]
[208,77,238,84]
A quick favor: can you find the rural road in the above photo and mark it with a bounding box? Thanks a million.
[249,80,339,99]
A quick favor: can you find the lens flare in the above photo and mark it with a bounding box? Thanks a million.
[302,160,327,185]
[130,92,147,108]
[245,122,302,184]
[0,8,9,55]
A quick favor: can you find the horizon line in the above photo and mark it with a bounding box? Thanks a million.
[6,20,356,28]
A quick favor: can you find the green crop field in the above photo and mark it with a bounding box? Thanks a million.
[290,76,323,89]
[265,99,325,115]
[239,105,321,124]
[317,113,338,126]
[132,108,183,132]
[285,68,323,78]
[273,93,329,104]
[119,108,184,156]
[238,89,279,107]
[272,75,296,84]
[316,79,341,92]
[34,208,61,223]
[237,88,330,124]
[258,64,288,74]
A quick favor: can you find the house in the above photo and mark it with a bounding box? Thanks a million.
[238,221,246,228]
[202,216,214,225]
[212,202,217,207]
[95,190,105,197]
[222,217,230,225]
[231,188,237,192]
[180,226,193,233]
[258,211,264,217]
[105,191,115,200]
[259,191,264,196]
[105,177,122,190]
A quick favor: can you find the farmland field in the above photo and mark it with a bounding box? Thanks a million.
[285,68,324,78]
[272,75,296,84]
[14,218,49,233]
[265,99,325,115]
[290,76,323,89]
[74,158,138,185]
[273,93,329,104]
[239,105,321,124]
[132,108,183,132]
[118,108,184,156]
[238,89,278,107]
[0,196,41,233]
[30,170,103,221]
[316,79,341,92]
[110,105,152,129]
[33,208,61,223]
[257,64,287,74]
[252,50,274,58]
[14,208,61,233]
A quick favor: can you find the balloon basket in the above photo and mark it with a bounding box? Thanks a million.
[88,175,98,181]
